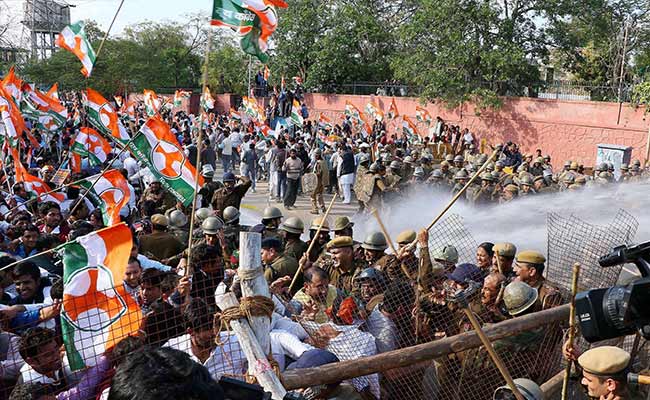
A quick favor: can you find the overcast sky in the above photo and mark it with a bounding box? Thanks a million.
[70,0,210,35]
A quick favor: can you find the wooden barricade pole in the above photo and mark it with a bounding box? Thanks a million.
[288,193,337,292]
[238,232,272,354]
[561,263,581,400]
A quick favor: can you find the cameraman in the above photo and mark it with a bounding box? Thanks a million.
[564,345,632,400]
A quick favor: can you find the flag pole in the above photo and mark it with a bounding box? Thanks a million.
[0,223,126,273]
[184,24,212,284]
[94,0,126,62]
[7,175,98,213]
[248,55,253,96]
[67,130,142,218]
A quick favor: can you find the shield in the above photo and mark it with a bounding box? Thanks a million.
[302,172,318,193]
[354,171,374,203]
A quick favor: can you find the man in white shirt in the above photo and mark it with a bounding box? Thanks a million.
[220,133,233,173]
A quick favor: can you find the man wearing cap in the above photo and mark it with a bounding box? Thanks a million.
[394,230,418,282]
[139,214,185,261]
[210,172,251,219]
[310,148,329,215]
[492,242,517,280]
[361,232,399,279]
[308,236,366,296]
[514,250,562,310]
[198,166,223,208]
[331,216,363,259]
[262,237,300,292]
[576,346,632,399]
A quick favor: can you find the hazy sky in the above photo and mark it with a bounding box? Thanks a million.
[69,0,210,35]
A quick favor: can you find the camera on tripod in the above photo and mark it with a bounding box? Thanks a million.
[575,240,650,343]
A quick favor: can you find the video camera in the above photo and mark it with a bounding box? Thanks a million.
[575,240,650,343]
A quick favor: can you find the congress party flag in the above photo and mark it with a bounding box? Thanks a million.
[318,113,333,130]
[60,223,141,371]
[415,106,432,125]
[402,115,419,139]
[387,98,399,120]
[56,21,96,78]
[0,88,27,146]
[230,107,241,121]
[173,90,191,107]
[11,148,65,203]
[211,0,287,63]
[365,101,384,122]
[344,101,361,121]
[143,89,161,116]
[83,88,130,145]
[70,127,112,167]
[47,83,59,100]
[128,115,203,206]
[21,83,67,128]
[1,66,24,104]
[200,87,215,112]
[79,169,130,226]
[290,99,303,126]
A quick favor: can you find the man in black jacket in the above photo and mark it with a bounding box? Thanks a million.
[338,145,356,204]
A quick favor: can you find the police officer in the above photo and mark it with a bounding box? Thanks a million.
[279,216,308,261]
[259,206,283,241]
[306,217,331,262]
[578,346,631,400]
[222,206,249,267]
[513,250,562,310]
[492,242,517,280]
[166,209,189,246]
[493,378,543,400]
[354,267,387,312]
[262,237,300,293]
[394,230,418,282]
[361,232,398,274]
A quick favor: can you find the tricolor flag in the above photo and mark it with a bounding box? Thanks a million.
[200,87,215,112]
[365,101,384,122]
[415,106,432,125]
[290,100,303,126]
[402,115,419,139]
[70,127,112,167]
[211,0,287,63]
[56,21,96,78]
[83,88,130,145]
[344,101,361,121]
[0,88,27,146]
[173,90,191,107]
[242,96,261,121]
[46,83,59,100]
[113,96,123,109]
[128,115,203,206]
[254,121,274,138]
[318,113,333,130]
[11,148,64,203]
[78,169,130,226]
[143,89,161,116]
[21,83,67,128]
[387,98,399,120]
[1,67,24,103]
[120,101,135,122]
[229,107,241,121]
[60,223,142,371]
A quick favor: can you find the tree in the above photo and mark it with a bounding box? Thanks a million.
[206,35,250,95]
[391,0,540,107]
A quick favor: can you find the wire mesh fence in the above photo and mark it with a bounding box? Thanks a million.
[0,207,644,400]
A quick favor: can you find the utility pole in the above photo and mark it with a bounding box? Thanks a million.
[617,21,629,103]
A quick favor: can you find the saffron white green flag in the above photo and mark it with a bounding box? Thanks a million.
[56,21,96,78]
[61,223,141,371]
[70,127,112,167]
[290,99,303,126]
[78,169,130,226]
[83,88,130,145]
[128,115,203,206]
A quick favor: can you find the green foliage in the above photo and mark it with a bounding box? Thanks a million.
[207,36,250,94]
[21,18,205,95]
[630,81,650,114]
[391,0,541,107]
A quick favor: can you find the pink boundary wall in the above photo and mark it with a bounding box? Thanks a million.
[214,93,650,166]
